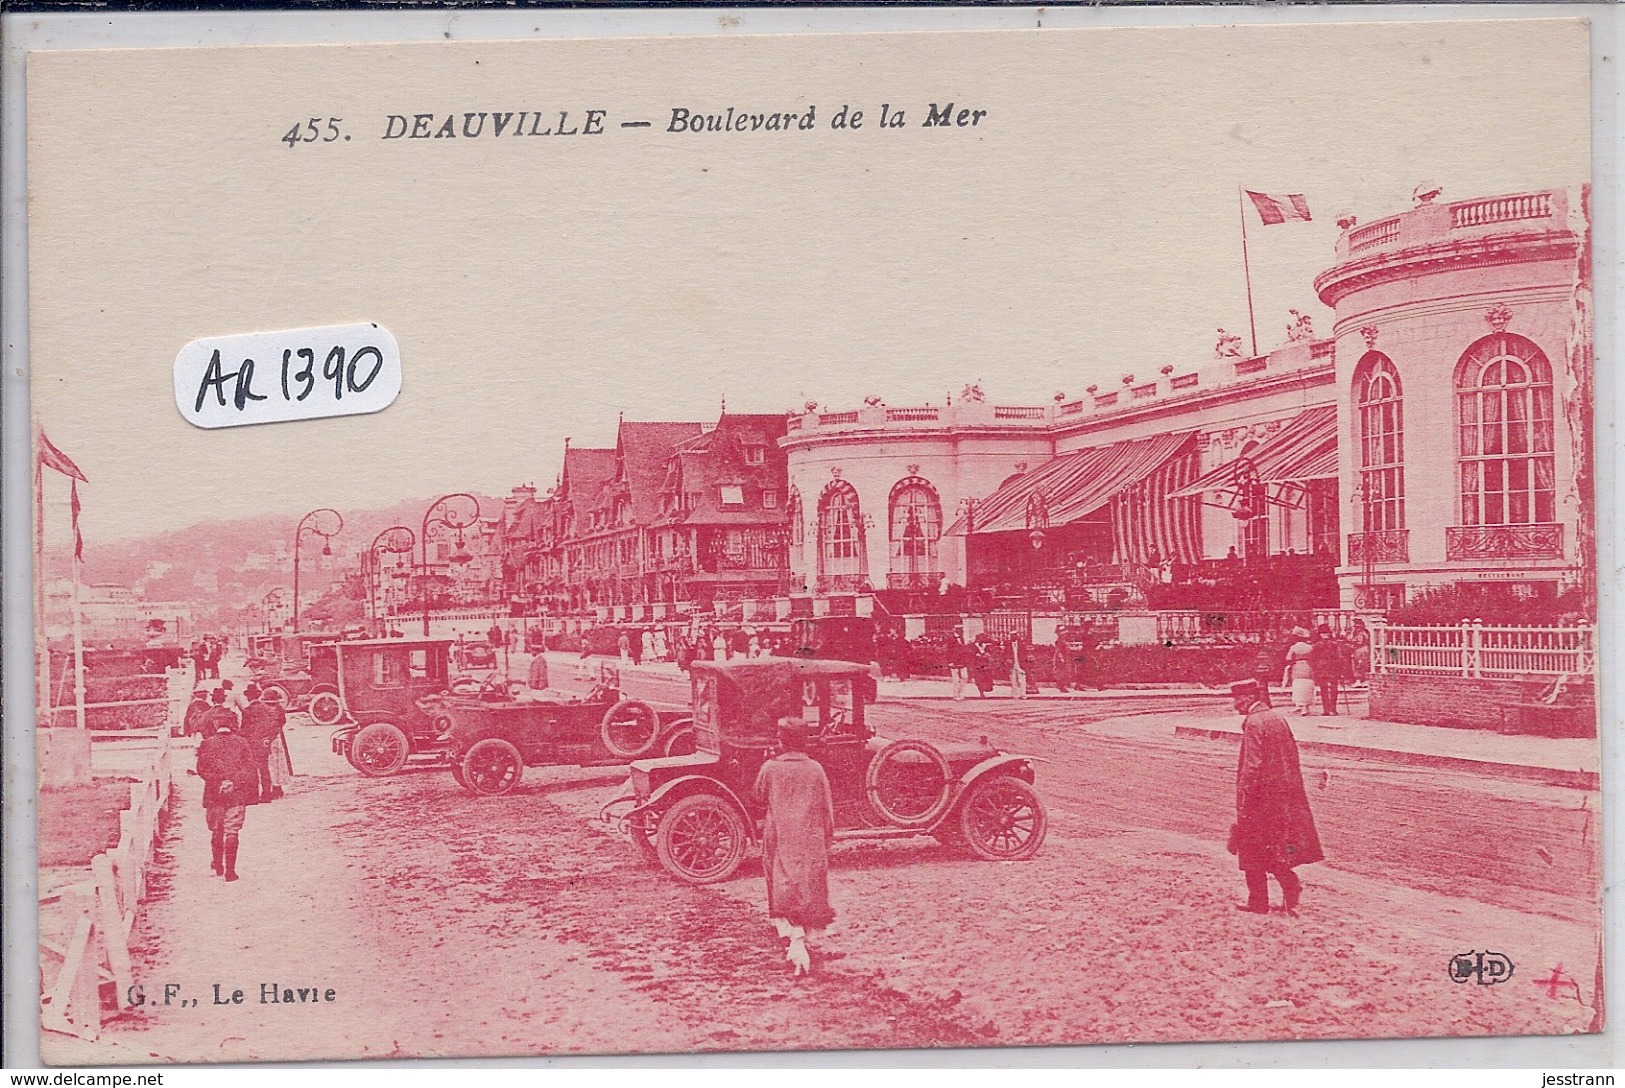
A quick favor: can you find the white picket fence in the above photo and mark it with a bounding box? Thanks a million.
[1370,621,1595,679]
[38,667,186,1041]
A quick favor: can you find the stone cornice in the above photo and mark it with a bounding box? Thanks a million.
[1049,363,1335,441]
[1314,230,1579,308]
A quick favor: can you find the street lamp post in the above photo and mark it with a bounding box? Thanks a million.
[1231,458,1265,567]
[292,508,343,633]
[369,526,416,635]
[1023,491,1050,648]
[262,587,286,634]
[420,493,481,635]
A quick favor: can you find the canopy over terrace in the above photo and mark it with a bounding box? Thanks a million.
[948,432,1201,587]
[1168,405,1338,506]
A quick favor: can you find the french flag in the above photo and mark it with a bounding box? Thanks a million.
[1245,191,1312,225]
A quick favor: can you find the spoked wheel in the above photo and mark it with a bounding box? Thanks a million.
[308,689,344,727]
[349,722,410,777]
[260,683,291,708]
[600,698,660,760]
[958,775,1047,861]
[655,793,747,884]
[865,740,953,829]
[461,739,524,796]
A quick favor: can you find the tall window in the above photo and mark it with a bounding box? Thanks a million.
[1456,334,1555,526]
[888,478,942,576]
[787,490,804,574]
[1355,352,1405,532]
[817,481,864,581]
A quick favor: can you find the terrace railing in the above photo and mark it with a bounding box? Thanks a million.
[1155,609,1362,643]
[1370,621,1595,679]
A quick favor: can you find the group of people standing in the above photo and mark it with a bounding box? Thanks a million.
[1279,625,1353,717]
[185,679,292,883]
[187,635,225,679]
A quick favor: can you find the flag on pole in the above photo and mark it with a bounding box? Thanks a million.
[1244,191,1312,226]
[38,429,88,561]
[70,480,84,561]
[37,429,87,481]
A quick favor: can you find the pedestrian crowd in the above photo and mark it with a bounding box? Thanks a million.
[183,638,294,885]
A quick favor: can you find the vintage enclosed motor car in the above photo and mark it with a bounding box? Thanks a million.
[248,631,351,723]
[328,637,464,776]
[433,668,694,796]
[611,658,1047,884]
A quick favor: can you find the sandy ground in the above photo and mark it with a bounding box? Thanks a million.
[43,698,1601,1063]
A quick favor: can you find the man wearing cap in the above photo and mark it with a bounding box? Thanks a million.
[754,719,836,976]
[1228,679,1323,914]
[196,696,258,881]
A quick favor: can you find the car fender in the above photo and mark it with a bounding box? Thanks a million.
[956,754,1043,791]
[329,723,359,753]
[641,775,755,827]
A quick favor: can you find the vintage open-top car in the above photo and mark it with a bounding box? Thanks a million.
[432,668,694,796]
[328,637,463,775]
[611,658,1047,884]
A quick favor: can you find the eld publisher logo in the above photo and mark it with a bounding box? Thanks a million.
[1449,950,1515,985]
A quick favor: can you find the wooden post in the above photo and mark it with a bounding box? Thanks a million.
[43,905,102,1041]
[90,853,133,1003]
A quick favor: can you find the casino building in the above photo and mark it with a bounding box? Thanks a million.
[781,187,1590,613]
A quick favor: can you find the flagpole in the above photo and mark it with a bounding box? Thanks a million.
[71,490,86,731]
[35,456,51,725]
[1239,187,1259,358]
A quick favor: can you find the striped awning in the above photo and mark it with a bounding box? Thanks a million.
[947,431,1196,535]
[1168,405,1338,499]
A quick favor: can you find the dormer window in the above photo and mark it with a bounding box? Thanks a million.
[720,485,745,506]
[744,445,766,465]
[762,490,779,509]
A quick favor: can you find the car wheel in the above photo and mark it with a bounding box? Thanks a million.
[958,775,1047,862]
[656,793,747,884]
[461,738,523,796]
[865,740,953,829]
[308,690,344,726]
[350,722,410,777]
[260,683,291,708]
[599,698,660,760]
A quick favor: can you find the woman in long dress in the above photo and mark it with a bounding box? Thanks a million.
[1282,629,1317,715]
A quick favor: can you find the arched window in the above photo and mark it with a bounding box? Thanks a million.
[888,477,942,579]
[1456,334,1555,526]
[1355,352,1405,532]
[817,480,865,588]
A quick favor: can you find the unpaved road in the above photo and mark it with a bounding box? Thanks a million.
[77,697,1600,1063]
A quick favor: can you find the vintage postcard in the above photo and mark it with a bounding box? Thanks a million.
[22,16,1602,1064]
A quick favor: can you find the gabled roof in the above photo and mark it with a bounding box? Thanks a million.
[560,447,616,503]
[613,421,703,522]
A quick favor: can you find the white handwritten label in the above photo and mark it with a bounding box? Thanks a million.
[174,323,401,429]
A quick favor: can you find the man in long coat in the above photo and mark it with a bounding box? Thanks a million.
[196,699,258,881]
[753,720,836,975]
[1229,679,1323,914]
